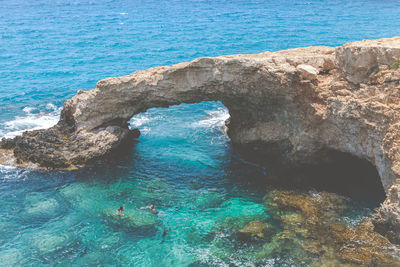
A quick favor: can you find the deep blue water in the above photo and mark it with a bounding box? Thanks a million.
[1,0,400,266]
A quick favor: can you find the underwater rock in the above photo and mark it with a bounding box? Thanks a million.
[329,220,400,266]
[25,198,59,215]
[101,208,158,235]
[198,189,400,266]
[23,193,65,223]
[236,221,277,242]
[0,248,22,266]
[261,189,400,266]
[212,213,269,237]
[193,191,224,210]
[264,190,348,227]
[59,182,112,215]
[32,231,77,254]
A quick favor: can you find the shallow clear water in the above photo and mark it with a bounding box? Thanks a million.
[1,0,400,266]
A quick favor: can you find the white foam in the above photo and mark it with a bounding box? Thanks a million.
[130,114,163,127]
[129,114,163,135]
[119,12,128,15]
[193,108,230,128]
[130,114,151,127]
[1,104,61,139]
[0,164,16,171]
[22,107,36,113]
[139,127,151,134]
[46,103,57,110]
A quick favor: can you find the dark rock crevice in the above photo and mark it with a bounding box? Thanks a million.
[236,143,386,205]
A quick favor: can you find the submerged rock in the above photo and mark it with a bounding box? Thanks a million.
[25,198,60,221]
[329,220,400,266]
[25,197,59,214]
[0,248,22,266]
[192,189,400,266]
[23,193,65,223]
[32,231,78,254]
[236,221,277,242]
[101,208,158,235]
[260,189,400,266]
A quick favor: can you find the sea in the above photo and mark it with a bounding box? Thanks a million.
[0,0,400,266]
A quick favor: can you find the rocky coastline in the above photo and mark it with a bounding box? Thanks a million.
[1,37,400,245]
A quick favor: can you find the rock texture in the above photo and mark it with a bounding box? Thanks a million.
[236,221,277,242]
[1,37,400,242]
[372,183,400,244]
[262,189,400,266]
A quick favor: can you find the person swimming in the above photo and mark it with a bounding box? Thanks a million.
[117,206,124,216]
[141,204,158,214]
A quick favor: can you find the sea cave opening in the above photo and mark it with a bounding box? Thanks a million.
[122,101,386,208]
[236,142,386,207]
[296,149,386,205]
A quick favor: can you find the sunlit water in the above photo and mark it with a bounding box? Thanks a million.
[1,0,400,266]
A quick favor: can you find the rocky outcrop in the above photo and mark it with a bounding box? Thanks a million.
[262,189,400,266]
[372,183,400,244]
[1,37,400,242]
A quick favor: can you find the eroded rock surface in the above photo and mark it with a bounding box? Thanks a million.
[372,183,400,244]
[261,190,400,266]
[1,37,400,242]
[210,189,400,266]
[236,221,277,242]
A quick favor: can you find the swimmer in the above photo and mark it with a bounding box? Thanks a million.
[117,206,125,216]
[141,204,158,214]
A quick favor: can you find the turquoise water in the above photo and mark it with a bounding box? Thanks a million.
[1,0,400,266]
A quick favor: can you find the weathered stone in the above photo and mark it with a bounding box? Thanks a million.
[372,183,400,244]
[0,137,17,149]
[297,64,318,80]
[336,37,400,83]
[262,190,400,266]
[329,220,400,266]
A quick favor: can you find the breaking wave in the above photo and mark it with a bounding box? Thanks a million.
[0,103,61,138]
[193,108,230,128]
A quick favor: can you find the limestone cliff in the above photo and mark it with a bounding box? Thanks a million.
[1,37,400,242]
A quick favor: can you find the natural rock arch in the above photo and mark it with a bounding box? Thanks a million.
[1,37,400,242]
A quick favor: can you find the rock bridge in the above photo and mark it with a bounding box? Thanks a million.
[1,37,400,242]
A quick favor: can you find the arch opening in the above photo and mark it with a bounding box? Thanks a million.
[235,143,386,207]
[103,100,388,208]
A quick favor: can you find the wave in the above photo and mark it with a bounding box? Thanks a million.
[130,113,152,128]
[193,108,230,128]
[129,113,163,135]
[0,103,61,139]
[0,164,16,171]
